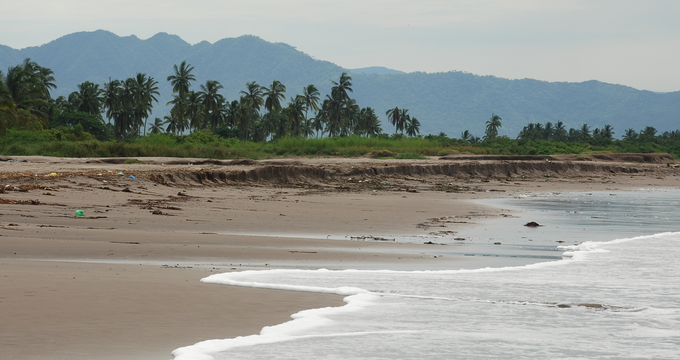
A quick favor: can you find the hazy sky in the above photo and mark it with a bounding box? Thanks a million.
[2,0,679,92]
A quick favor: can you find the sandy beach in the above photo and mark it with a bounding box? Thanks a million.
[1,154,679,359]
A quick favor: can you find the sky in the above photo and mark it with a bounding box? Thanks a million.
[2,0,679,92]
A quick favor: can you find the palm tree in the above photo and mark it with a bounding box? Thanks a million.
[113,79,136,138]
[133,73,159,136]
[240,81,264,112]
[224,100,241,129]
[43,98,63,124]
[102,78,121,125]
[239,82,264,140]
[485,113,502,139]
[330,72,353,103]
[358,107,381,137]
[568,128,580,142]
[286,95,306,137]
[198,80,225,131]
[533,123,544,140]
[640,126,657,141]
[302,84,320,121]
[398,109,410,135]
[316,73,357,138]
[35,64,57,99]
[662,130,680,141]
[386,106,402,133]
[263,81,287,138]
[555,121,567,141]
[166,61,196,134]
[405,117,421,137]
[342,99,360,136]
[461,130,473,143]
[139,76,158,134]
[0,60,50,132]
[186,90,203,133]
[593,127,602,138]
[319,96,341,137]
[600,124,614,139]
[623,128,638,141]
[20,59,56,100]
[301,118,315,139]
[167,61,195,98]
[70,81,104,115]
[148,117,167,134]
[579,123,591,139]
[543,122,554,140]
[312,111,325,138]
[164,114,182,135]
[263,80,287,115]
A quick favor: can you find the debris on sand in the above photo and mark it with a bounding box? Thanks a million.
[0,198,67,206]
[524,221,541,227]
[0,225,23,231]
[429,230,455,235]
[350,235,395,242]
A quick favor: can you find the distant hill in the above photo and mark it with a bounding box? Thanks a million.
[349,66,406,75]
[2,30,679,137]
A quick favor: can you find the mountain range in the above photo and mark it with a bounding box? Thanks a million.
[1,30,679,137]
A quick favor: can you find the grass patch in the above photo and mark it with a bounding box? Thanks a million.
[124,158,146,164]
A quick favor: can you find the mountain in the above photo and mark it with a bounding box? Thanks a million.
[349,66,406,75]
[2,30,679,137]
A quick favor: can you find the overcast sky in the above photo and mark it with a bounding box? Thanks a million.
[2,0,678,92]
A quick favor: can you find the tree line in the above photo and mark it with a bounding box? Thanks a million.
[0,59,422,141]
[3,58,680,148]
[454,114,680,145]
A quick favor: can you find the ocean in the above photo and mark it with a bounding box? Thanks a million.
[173,189,680,360]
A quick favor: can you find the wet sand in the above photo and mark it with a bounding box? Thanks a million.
[1,155,679,359]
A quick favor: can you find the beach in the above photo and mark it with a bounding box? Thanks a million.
[1,155,679,359]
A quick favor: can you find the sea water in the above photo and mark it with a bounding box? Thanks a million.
[173,189,680,359]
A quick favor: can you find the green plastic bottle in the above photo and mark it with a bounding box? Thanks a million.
[75,210,84,216]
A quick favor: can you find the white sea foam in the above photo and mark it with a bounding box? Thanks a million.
[175,231,680,359]
[172,292,381,360]
[173,190,680,359]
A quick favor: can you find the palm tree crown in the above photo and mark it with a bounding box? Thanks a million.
[167,61,196,98]
[263,80,287,114]
[485,113,502,139]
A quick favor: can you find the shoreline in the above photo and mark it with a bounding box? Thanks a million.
[1,156,679,359]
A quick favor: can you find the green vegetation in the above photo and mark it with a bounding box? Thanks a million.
[2,58,679,161]
[123,158,146,164]
[3,59,418,142]
[2,127,680,160]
